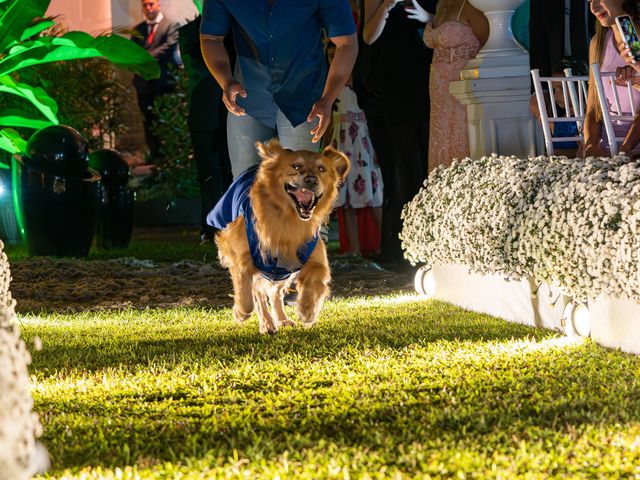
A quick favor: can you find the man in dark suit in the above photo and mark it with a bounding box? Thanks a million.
[131,0,180,162]
[530,0,594,76]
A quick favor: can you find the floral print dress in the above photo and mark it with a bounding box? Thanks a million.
[329,85,384,209]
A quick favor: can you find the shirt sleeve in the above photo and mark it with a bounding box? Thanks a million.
[318,0,357,38]
[200,0,232,36]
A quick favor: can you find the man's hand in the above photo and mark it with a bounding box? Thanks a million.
[222,81,247,116]
[405,0,433,23]
[307,98,333,143]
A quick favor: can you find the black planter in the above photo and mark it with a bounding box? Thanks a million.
[17,125,100,257]
[89,149,135,249]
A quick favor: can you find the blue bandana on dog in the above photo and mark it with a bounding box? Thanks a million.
[207,166,319,281]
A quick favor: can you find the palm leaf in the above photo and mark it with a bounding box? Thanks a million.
[59,32,160,78]
[0,127,26,156]
[0,76,58,123]
[0,0,51,52]
[0,32,160,79]
[20,18,55,41]
[0,110,53,129]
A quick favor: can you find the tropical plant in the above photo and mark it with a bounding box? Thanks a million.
[0,0,159,159]
[26,58,130,151]
[138,68,200,201]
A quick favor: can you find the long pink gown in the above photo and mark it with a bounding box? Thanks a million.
[423,16,480,173]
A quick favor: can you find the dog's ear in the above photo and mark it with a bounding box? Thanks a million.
[322,146,350,181]
[255,139,285,162]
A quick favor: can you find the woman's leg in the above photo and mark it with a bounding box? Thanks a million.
[370,206,382,232]
[343,207,360,255]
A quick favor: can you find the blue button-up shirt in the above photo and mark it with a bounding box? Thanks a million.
[200,0,356,128]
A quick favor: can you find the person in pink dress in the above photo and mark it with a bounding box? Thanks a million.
[585,0,640,157]
[407,0,488,173]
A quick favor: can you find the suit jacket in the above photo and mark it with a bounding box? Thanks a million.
[131,15,180,91]
[530,0,594,76]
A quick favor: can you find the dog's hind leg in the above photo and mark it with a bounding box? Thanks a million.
[254,275,278,334]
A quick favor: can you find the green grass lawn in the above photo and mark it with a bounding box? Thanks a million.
[19,296,640,479]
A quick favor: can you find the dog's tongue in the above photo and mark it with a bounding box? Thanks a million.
[294,188,314,207]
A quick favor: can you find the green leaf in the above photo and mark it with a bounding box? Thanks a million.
[0,127,26,155]
[19,18,56,41]
[0,110,53,129]
[59,31,161,79]
[0,32,160,80]
[0,0,51,52]
[0,75,58,123]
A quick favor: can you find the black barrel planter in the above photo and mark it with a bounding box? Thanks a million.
[89,149,135,249]
[15,125,100,257]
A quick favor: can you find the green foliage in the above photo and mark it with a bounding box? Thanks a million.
[14,289,640,478]
[24,58,130,151]
[0,0,159,158]
[140,68,199,200]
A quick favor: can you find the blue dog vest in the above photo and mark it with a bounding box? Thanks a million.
[207,166,318,281]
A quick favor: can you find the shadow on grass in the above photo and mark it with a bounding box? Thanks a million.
[36,333,640,473]
[24,302,552,373]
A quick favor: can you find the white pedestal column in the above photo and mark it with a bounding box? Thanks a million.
[461,0,529,80]
[450,76,538,158]
[450,0,540,158]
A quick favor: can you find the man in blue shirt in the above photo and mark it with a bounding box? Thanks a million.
[200,0,358,177]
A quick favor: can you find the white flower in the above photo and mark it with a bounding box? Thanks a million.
[400,154,640,302]
[0,247,42,480]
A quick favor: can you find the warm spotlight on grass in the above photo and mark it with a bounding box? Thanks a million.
[18,296,640,479]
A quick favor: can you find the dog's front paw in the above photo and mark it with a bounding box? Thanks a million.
[259,323,278,335]
[280,317,296,327]
[233,306,252,323]
[302,319,317,329]
[297,303,319,328]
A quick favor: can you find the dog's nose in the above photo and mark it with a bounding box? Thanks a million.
[304,175,318,189]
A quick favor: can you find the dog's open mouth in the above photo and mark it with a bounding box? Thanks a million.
[285,183,321,220]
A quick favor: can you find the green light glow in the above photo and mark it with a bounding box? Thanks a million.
[10,156,25,240]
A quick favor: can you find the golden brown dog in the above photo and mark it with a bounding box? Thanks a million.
[215,139,349,334]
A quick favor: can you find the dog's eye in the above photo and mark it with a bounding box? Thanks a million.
[318,165,326,173]
[292,163,301,171]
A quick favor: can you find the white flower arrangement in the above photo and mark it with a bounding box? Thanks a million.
[0,244,44,479]
[401,155,640,303]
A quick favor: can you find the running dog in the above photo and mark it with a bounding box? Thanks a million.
[209,139,350,334]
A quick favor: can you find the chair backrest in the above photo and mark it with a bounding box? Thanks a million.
[564,67,589,132]
[590,62,637,156]
[531,68,588,156]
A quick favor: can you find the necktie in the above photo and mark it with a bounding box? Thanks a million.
[146,23,157,47]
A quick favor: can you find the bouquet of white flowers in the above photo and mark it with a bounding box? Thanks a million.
[401,155,640,302]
